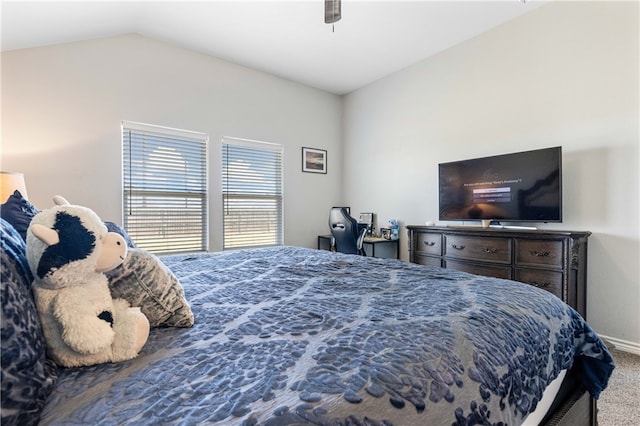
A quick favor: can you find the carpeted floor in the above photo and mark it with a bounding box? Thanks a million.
[597,349,640,425]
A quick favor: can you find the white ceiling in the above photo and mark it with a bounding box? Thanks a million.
[0,0,547,95]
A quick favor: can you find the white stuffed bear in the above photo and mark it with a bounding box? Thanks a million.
[26,196,150,367]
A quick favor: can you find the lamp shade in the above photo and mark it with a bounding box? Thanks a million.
[0,171,28,203]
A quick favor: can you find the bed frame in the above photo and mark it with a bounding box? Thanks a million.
[542,368,597,426]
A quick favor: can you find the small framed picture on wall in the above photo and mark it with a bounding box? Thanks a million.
[302,147,327,174]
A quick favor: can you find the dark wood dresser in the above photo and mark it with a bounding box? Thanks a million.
[406,226,591,318]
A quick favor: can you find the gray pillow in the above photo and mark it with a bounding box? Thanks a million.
[106,249,194,328]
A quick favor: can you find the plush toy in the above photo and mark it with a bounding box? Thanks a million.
[26,196,149,367]
[387,219,400,240]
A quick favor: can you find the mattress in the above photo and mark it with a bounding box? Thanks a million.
[523,369,567,425]
[38,246,614,425]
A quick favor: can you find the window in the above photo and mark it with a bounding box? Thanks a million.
[122,121,208,254]
[222,137,283,249]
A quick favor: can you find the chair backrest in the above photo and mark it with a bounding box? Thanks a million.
[328,207,367,255]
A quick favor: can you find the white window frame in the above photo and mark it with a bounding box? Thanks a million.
[122,121,209,254]
[222,136,284,250]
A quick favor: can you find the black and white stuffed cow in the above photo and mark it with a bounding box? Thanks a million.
[26,196,149,367]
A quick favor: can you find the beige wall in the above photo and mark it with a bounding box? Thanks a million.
[1,34,343,251]
[342,1,639,350]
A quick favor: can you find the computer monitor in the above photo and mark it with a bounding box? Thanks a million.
[358,212,374,235]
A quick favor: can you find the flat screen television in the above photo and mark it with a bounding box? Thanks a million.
[438,146,562,223]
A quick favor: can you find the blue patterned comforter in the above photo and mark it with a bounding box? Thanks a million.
[38,246,614,425]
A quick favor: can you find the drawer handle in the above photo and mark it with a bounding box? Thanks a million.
[529,281,551,288]
[483,247,499,254]
[423,241,435,247]
[451,244,466,250]
[529,250,550,257]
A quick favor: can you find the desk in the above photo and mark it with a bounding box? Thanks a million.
[363,237,400,259]
[317,235,399,259]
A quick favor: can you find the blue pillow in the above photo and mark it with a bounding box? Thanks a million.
[104,220,137,248]
[0,190,39,241]
[1,218,58,425]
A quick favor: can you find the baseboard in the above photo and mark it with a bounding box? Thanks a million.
[599,335,640,356]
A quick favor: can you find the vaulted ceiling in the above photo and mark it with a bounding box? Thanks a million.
[1,1,547,94]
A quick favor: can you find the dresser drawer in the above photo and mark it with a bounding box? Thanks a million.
[444,235,511,264]
[445,259,512,279]
[414,254,442,268]
[406,225,590,318]
[516,239,564,268]
[414,232,441,255]
[514,268,563,299]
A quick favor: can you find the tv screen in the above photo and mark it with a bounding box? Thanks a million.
[438,147,562,223]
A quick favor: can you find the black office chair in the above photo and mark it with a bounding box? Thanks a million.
[328,207,367,255]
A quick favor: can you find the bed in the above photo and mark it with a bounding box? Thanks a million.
[1,217,614,425]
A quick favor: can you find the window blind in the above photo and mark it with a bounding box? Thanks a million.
[222,137,283,249]
[122,121,208,254]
